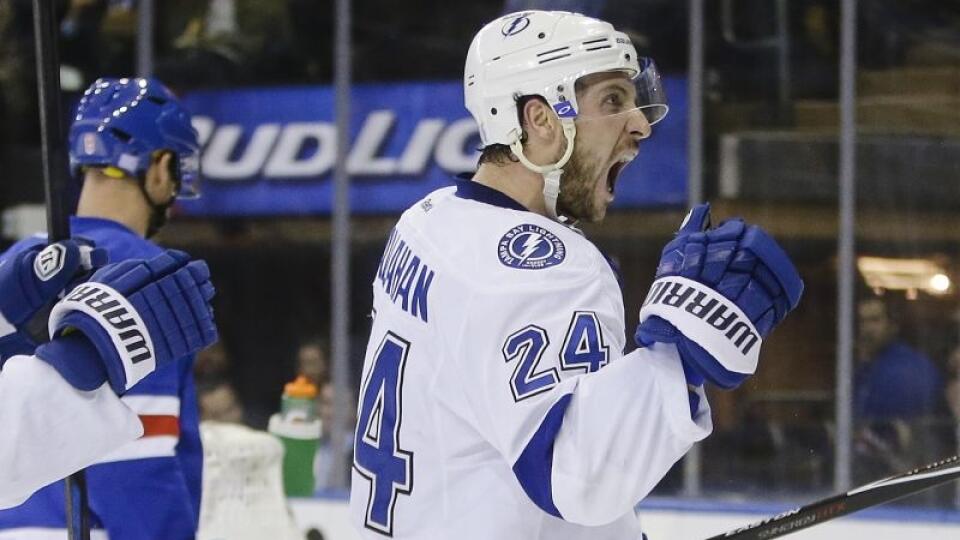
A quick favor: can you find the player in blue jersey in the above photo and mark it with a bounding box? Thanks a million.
[0,244,217,510]
[0,77,206,539]
[349,11,804,539]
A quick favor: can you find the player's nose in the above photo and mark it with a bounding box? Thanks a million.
[626,108,652,142]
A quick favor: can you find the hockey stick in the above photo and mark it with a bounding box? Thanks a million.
[705,455,960,539]
[31,1,90,539]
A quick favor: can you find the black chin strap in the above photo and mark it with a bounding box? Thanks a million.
[137,179,174,239]
[137,154,182,238]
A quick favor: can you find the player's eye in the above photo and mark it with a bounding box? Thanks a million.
[602,92,624,110]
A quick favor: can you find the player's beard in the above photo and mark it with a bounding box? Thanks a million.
[556,146,605,223]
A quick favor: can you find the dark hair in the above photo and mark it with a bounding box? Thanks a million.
[478,143,517,166]
[477,95,544,166]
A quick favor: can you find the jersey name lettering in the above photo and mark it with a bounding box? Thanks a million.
[376,228,435,323]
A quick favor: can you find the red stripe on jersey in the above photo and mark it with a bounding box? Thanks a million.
[139,415,180,438]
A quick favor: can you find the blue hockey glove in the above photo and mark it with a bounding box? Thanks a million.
[35,250,218,395]
[635,204,803,389]
[0,240,106,326]
[0,240,106,353]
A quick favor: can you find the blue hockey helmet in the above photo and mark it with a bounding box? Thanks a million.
[68,77,201,198]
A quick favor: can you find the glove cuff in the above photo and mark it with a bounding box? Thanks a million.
[639,276,761,378]
[49,282,157,393]
[634,314,682,347]
[675,337,749,390]
[35,333,110,392]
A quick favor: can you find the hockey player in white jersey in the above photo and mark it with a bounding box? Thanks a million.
[0,242,217,509]
[350,10,804,539]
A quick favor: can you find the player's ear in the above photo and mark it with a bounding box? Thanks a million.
[145,151,177,202]
[520,97,560,146]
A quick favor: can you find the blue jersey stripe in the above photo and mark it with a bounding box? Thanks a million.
[511,393,573,519]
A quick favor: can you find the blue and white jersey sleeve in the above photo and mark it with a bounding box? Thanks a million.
[449,231,713,526]
[0,354,143,510]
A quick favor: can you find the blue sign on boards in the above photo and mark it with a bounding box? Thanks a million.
[177,79,686,216]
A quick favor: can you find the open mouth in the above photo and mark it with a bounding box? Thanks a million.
[605,156,633,195]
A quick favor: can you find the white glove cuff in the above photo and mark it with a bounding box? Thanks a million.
[639,276,761,376]
[48,282,157,391]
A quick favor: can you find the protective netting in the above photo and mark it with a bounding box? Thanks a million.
[197,421,303,540]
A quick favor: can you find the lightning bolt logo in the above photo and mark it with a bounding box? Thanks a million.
[498,224,566,270]
[517,233,545,264]
[501,14,531,37]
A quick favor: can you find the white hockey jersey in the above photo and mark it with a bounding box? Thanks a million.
[0,354,143,509]
[349,180,713,539]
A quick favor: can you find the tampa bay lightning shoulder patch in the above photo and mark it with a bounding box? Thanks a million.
[498,224,566,270]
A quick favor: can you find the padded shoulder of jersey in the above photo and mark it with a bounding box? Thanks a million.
[396,187,610,294]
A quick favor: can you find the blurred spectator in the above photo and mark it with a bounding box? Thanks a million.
[297,336,330,387]
[293,336,354,490]
[195,339,231,384]
[854,296,946,480]
[855,297,943,420]
[199,381,246,423]
[314,381,355,490]
[195,340,247,424]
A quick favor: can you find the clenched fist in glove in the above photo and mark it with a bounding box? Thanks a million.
[35,250,218,395]
[0,240,107,356]
[635,204,803,389]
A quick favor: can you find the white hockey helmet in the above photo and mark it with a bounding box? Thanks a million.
[464,10,668,221]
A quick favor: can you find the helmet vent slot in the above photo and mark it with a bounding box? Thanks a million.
[582,37,612,51]
[537,46,572,64]
[537,46,569,57]
[109,128,133,143]
[146,96,168,105]
[539,55,572,64]
[538,53,572,64]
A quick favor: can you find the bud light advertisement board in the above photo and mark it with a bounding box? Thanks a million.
[178,79,686,216]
